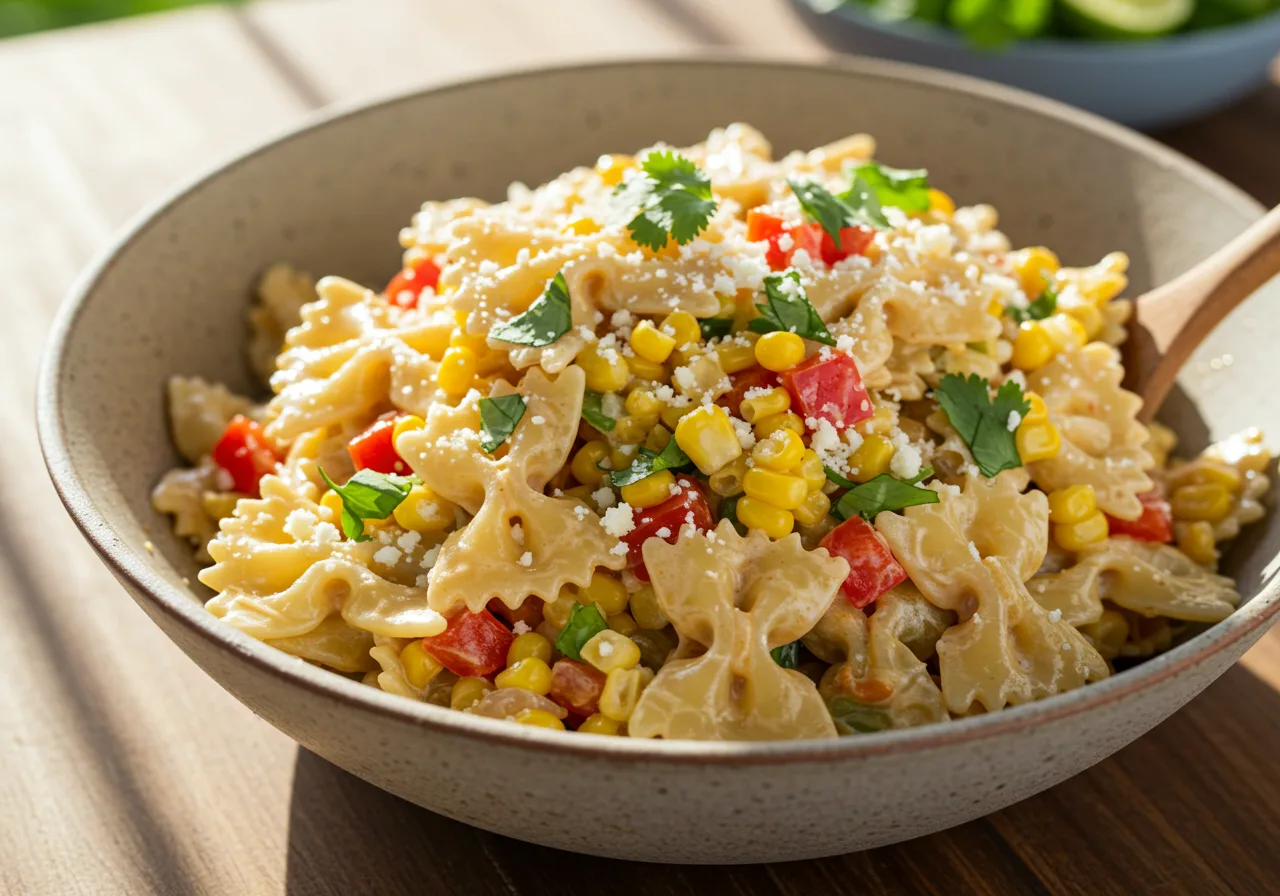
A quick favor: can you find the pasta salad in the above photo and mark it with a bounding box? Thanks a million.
[153,125,1270,740]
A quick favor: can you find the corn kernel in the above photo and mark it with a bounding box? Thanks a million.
[542,593,577,629]
[1083,609,1129,660]
[599,666,654,722]
[495,657,553,695]
[581,629,642,673]
[1042,313,1088,352]
[1171,463,1241,493]
[1012,322,1055,371]
[613,414,655,444]
[562,485,596,510]
[1047,485,1097,525]
[507,632,553,667]
[755,331,806,372]
[793,490,832,527]
[740,387,791,423]
[438,346,479,395]
[743,467,808,510]
[1053,511,1109,552]
[987,298,1004,317]
[608,443,638,474]
[578,713,621,735]
[928,188,956,216]
[798,449,827,491]
[1023,391,1049,424]
[320,490,344,523]
[577,343,631,393]
[751,428,804,472]
[659,403,694,430]
[1017,422,1061,463]
[514,708,565,730]
[629,586,668,630]
[661,310,702,348]
[1170,484,1233,523]
[202,491,242,521]
[753,411,805,440]
[595,153,635,187]
[620,469,676,509]
[848,434,895,483]
[629,320,676,364]
[578,571,630,616]
[392,414,426,443]
[571,441,609,487]
[449,328,489,355]
[674,405,743,475]
[715,341,758,374]
[562,217,600,236]
[625,388,663,419]
[1064,303,1105,340]
[644,424,671,453]
[1178,521,1219,566]
[853,405,897,437]
[1013,246,1061,297]
[450,676,493,711]
[607,613,639,636]
[709,455,750,497]
[736,495,795,539]
[1081,272,1128,306]
[400,640,443,690]
[393,484,455,533]
[626,354,668,382]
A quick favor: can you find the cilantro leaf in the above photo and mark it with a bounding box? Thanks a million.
[850,162,931,213]
[619,150,717,252]
[1006,283,1058,324]
[748,272,836,346]
[934,374,1030,478]
[832,468,939,522]
[609,437,691,488]
[489,272,572,347]
[699,317,733,341]
[581,390,617,433]
[771,641,801,669]
[788,176,890,250]
[554,602,608,661]
[824,466,858,489]
[319,468,418,542]
[478,394,525,453]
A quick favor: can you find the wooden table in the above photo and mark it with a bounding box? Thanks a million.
[4,3,1279,893]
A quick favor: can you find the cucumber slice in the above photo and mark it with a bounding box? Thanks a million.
[1060,0,1194,38]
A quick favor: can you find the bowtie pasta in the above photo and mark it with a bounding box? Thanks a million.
[153,125,1272,740]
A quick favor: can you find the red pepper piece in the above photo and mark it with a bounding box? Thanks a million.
[781,351,875,431]
[385,256,441,310]
[716,366,780,418]
[1107,489,1174,543]
[348,412,410,475]
[621,475,715,582]
[820,516,908,609]
[211,415,280,497]
[548,659,606,717]
[421,610,514,678]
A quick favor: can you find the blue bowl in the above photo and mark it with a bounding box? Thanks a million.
[794,1,1280,129]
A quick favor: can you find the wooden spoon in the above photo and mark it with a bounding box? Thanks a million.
[1125,204,1280,424]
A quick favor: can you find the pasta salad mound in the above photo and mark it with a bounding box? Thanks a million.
[154,124,1270,740]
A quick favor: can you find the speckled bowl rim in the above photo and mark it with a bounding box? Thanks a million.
[37,54,1280,765]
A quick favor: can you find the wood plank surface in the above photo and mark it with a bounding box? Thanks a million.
[3,2,1279,893]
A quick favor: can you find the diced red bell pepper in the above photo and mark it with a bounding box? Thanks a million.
[548,659,606,717]
[746,211,872,271]
[211,415,280,497]
[421,610,513,678]
[716,366,780,418]
[781,351,874,431]
[348,412,410,475]
[1107,489,1174,543]
[488,597,544,631]
[819,226,875,266]
[384,256,441,310]
[820,517,908,609]
[621,475,715,582]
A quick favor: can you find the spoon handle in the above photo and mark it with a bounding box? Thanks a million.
[1128,204,1280,424]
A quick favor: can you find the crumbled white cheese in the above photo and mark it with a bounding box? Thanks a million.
[1007,411,1022,432]
[572,504,590,520]
[420,545,441,569]
[283,509,318,542]
[730,416,756,451]
[601,502,636,537]
[596,640,615,657]
[655,527,672,539]
[517,551,533,568]
[593,487,617,509]
[512,621,532,636]
[396,530,421,553]
[966,541,982,563]
[531,415,546,425]
[888,431,923,480]
[1047,609,1063,624]
[373,545,402,566]
[510,523,524,546]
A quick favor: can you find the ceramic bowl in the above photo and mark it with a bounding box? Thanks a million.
[38,57,1280,863]
[793,0,1280,130]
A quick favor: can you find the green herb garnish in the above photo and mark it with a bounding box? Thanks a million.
[555,602,609,661]
[319,468,419,542]
[478,394,526,453]
[581,390,617,433]
[771,641,801,669]
[609,437,691,488]
[748,271,836,346]
[617,150,717,252]
[850,161,931,213]
[788,175,890,249]
[832,468,939,522]
[828,697,893,735]
[1006,283,1059,324]
[934,373,1030,478]
[488,271,572,347]
[699,317,734,341]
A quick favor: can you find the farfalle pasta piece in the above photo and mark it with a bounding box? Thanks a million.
[397,365,625,616]
[1166,428,1272,544]
[166,376,258,463]
[151,457,225,562]
[1027,343,1153,520]
[1029,536,1240,626]
[368,635,423,698]
[267,616,377,674]
[628,522,845,741]
[248,263,316,384]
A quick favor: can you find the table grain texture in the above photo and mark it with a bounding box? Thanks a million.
[4,2,1279,894]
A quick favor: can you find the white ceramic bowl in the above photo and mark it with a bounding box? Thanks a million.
[38,57,1280,863]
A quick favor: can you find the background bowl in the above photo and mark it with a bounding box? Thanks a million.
[38,57,1280,863]
[794,0,1280,129]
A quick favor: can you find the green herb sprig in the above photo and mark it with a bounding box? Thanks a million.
[319,468,419,542]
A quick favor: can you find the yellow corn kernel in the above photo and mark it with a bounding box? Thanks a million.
[986,298,1004,317]
[494,657,553,695]
[644,424,671,453]
[661,310,702,348]
[752,428,805,472]
[1041,313,1088,352]
[320,489,344,523]
[755,331,806,372]
[202,491,242,521]
[578,571,630,616]
[1047,485,1097,525]
[1170,484,1233,523]
[507,632,553,667]
[715,341,758,374]
[798,450,827,492]
[1084,609,1129,660]
[629,586,668,630]
[392,414,426,443]
[581,629,642,673]
[400,640,443,690]
[450,676,493,711]
[612,414,655,445]
[608,443,638,473]
[659,403,694,431]
[438,346,478,395]
[595,153,635,187]
[793,490,832,527]
[542,593,577,629]
[928,188,956,216]
[626,354,667,382]
[740,387,791,423]
[1013,246,1061,297]
[853,405,896,437]
[1012,321,1055,371]
[625,388,663,419]
[1081,272,1128,306]
[577,343,631,393]
[674,405,743,475]
[1016,422,1061,463]
[1178,521,1219,566]
[562,485,598,512]
[1023,391,1049,424]
[449,329,489,355]
[743,467,808,511]
[629,320,677,364]
[753,411,805,440]
[736,495,795,539]
[571,440,609,487]
[514,708,565,730]
[578,713,621,735]
[562,216,600,236]
[1053,511,1109,552]
[393,484,455,533]
[607,613,639,636]
[620,470,675,509]
[709,455,750,497]
[599,666,655,722]
[1064,302,1105,340]
[848,434,896,483]
[1172,463,1241,493]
